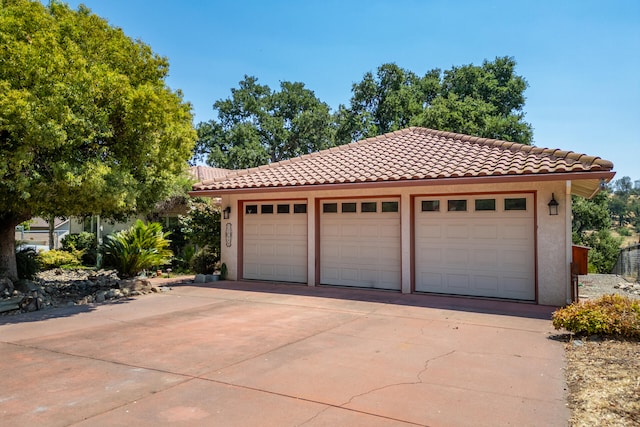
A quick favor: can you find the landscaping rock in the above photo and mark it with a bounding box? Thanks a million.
[0,268,176,316]
[0,277,13,295]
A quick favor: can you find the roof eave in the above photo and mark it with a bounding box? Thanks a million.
[189,170,616,198]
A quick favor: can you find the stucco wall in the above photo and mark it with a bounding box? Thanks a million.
[218,179,572,306]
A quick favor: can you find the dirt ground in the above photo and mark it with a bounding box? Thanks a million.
[563,274,640,426]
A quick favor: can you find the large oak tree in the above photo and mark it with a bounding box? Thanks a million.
[336,57,533,145]
[195,76,335,169]
[0,0,196,279]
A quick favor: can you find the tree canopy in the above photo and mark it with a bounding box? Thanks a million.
[197,57,533,170]
[0,0,196,279]
[195,76,335,169]
[336,57,533,145]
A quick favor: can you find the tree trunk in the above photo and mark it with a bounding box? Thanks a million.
[48,216,55,250]
[0,220,19,280]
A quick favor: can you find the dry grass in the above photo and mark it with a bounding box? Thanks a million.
[565,337,640,426]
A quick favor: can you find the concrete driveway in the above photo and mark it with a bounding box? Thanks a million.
[0,280,568,426]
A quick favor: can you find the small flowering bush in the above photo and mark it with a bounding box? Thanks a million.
[552,294,640,338]
[37,249,82,269]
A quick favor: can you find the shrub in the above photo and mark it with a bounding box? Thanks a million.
[552,294,640,338]
[617,227,632,237]
[16,247,39,280]
[62,232,98,266]
[100,220,172,278]
[37,249,82,269]
[190,248,219,274]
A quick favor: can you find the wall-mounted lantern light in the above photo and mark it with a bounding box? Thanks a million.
[223,206,231,220]
[548,193,559,216]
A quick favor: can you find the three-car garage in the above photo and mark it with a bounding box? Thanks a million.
[241,193,536,301]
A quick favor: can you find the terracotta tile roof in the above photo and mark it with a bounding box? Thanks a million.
[192,127,614,192]
[189,166,232,182]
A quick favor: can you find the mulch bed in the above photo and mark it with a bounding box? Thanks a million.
[565,337,640,426]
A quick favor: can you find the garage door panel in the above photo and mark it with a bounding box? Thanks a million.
[420,272,443,288]
[474,225,498,239]
[340,268,359,282]
[418,225,442,239]
[419,247,442,262]
[243,202,307,283]
[291,223,307,235]
[502,222,531,239]
[446,224,469,239]
[446,248,467,265]
[275,245,291,257]
[323,224,340,237]
[476,276,499,291]
[415,194,534,300]
[245,224,260,235]
[321,198,400,290]
[341,225,359,237]
[260,264,275,276]
[474,251,498,268]
[447,274,470,289]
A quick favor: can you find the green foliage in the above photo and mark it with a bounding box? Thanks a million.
[190,248,219,274]
[617,227,632,237]
[220,262,228,280]
[37,249,81,269]
[552,294,640,338]
[179,198,221,254]
[100,220,172,278]
[572,192,611,235]
[582,229,624,273]
[336,57,532,145]
[0,0,196,279]
[15,247,39,279]
[572,192,622,273]
[196,76,335,169]
[61,232,97,265]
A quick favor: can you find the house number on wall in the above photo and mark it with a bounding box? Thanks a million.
[225,223,232,247]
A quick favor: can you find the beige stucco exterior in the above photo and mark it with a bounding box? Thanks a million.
[218,179,575,306]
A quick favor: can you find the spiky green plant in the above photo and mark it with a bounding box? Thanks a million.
[101,220,173,278]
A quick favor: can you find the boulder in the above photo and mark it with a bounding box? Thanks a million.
[0,277,13,294]
[13,279,39,293]
[119,278,151,292]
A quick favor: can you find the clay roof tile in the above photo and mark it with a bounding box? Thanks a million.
[191,127,614,192]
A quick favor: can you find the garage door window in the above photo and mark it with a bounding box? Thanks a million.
[382,201,399,212]
[246,205,258,214]
[475,199,496,211]
[261,204,274,214]
[323,203,338,213]
[294,204,307,214]
[342,202,357,213]
[277,204,290,214]
[448,200,467,211]
[505,198,527,211]
[361,202,377,212]
[421,200,440,212]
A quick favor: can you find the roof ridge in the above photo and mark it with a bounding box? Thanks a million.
[408,127,613,168]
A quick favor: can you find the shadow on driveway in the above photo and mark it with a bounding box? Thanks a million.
[172,279,558,320]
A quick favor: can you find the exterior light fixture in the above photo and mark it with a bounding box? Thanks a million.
[548,193,559,216]
[223,206,231,219]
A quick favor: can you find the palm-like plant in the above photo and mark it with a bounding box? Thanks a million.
[101,220,173,278]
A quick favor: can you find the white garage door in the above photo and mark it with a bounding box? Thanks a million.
[415,194,535,300]
[243,202,307,283]
[320,198,401,290]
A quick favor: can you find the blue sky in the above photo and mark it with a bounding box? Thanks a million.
[63,0,639,182]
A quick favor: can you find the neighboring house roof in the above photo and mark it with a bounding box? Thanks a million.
[189,165,231,182]
[25,217,69,230]
[191,127,614,198]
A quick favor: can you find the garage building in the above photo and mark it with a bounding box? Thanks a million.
[191,127,614,306]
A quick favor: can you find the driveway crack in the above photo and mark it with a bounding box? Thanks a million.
[340,349,456,408]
